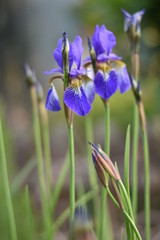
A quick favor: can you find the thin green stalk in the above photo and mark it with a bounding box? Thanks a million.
[124,125,131,198]
[115,162,131,239]
[11,158,36,195]
[85,115,96,186]
[68,126,75,224]
[98,102,113,240]
[142,129,150,240]
[53,186,98,231]
[118,180,134,221]
[25,186,35,240]
[30,86,51,238]
[106,187,142,240]
[0,117,17,240]
[39,101,52,200]
[132,103,139,220]
[51,153,69,213]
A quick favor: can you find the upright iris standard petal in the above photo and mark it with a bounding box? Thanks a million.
[92,25,104,56]
[44,68,63,75]
[99,25,116,55]
[45,85,61,111]
[82,78,95,105]
[72,36,83,69]
[94,70,118,99]
[64,86,91,116]
[53,38,63,69]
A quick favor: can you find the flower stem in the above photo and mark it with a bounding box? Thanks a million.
[30,86,51,238]
[106,187,142,240]
[68,126,75,226]
[142,129,150,240]
[132,103,139,220]
[0,117,17,240]
[39,101,52,200]
[98,102,113,240]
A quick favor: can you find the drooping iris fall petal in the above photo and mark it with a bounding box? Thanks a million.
[94,70,118,99]
[45,85,61,111]
[64,86,91,116]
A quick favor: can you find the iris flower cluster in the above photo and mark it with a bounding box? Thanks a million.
[45,25,131,116]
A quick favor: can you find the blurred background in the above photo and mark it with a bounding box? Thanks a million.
[0,0,160,239]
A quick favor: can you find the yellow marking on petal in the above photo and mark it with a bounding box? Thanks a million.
[97,62,112,73]
[110,60,125,70]
[70,78,82,88]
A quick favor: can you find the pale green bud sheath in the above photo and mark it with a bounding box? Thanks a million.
[62,32,70,88]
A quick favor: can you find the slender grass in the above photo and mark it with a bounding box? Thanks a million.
[68,126,75,224]
[51,153,69,213]
[85,115,97,187]
[30,86,51,238]
[124,125,131,198]
[39,101,52,200]
[106,187,142,240]
[0,117,17,240]
[98,102,113,240]
[11,158,36,195]
[132,104,139,220]
[25,186,35,240]
[142,129,150,240]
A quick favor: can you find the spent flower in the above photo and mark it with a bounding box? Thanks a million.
[45,33,95,117]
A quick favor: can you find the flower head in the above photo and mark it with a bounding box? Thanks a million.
[121,9,145,51]
[84,25,131,100]
[45,33,95,117]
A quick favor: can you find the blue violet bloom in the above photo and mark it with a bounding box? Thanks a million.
[45,35,95,116]
[84,25,131,100]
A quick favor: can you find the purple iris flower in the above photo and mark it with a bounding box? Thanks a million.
[45,35,95,116]
[85,25,131,100]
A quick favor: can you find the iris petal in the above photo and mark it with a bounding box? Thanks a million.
[44,68,63,75]
[99,25,116,55]
[94,70,118,99]
[72,36,83,69]
[82,78,95,105]
[92,25,104,56]
[64,86,91,116]
[110,60,131,93]
[45,85,61,111]
[117,65,131,93]
[53,38,63,69]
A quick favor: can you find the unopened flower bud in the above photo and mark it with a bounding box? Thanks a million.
[129,74,141,103]
[24,63,37,86]
[121,9,145,52]
[89,142,120,181]
[62,32,70,87]
[36,81,44,102]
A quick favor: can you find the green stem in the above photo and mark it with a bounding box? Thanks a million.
[68,126,75,224]
[106,187,142,240]
[30,86,50,238]
[98,102,113,240]
[142,129,150,240]
[0,117,17,240]
[85,115,96,186]
[25,186,35,240]
[39,101,52,200]
[132,103,139,220]
[124,125,131,198]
